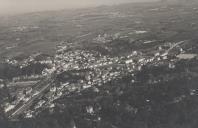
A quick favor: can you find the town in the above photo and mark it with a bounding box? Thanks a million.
[1,0,198,128]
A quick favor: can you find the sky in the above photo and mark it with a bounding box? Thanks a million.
[0,0,157,15]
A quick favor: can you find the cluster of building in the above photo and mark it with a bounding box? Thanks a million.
[2,34,195,119]
[12,26,40,32]
[93,32,125,44]
[1,53,55,114]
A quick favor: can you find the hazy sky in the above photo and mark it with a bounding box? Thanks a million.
[0,0,157,15]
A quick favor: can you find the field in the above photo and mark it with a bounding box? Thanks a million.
[0,2,198,60]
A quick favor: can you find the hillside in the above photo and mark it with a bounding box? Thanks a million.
[1,1,198,128]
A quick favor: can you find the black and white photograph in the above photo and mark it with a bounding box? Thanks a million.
[0,0,198,128]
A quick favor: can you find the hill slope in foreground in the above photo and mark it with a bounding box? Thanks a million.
[1,1,198,128]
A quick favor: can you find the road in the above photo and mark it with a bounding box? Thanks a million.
[166,40,186,54]
[9,75,54,119]
[76,32,92,39]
